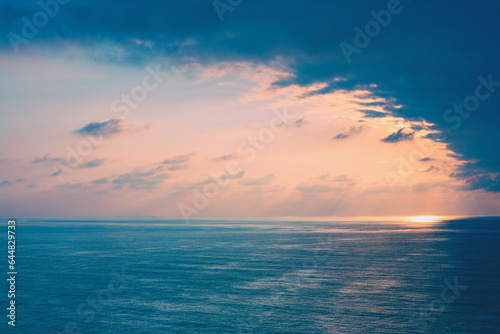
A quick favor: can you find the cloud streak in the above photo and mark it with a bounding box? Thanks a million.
[381,128,414,143]
[239,174,275,187]
[79,159,105,168]
[112,167,169,190]
[74,119,124,137]
[333,126,364,140]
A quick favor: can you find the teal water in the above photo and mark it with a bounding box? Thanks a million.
[2,218,499,333]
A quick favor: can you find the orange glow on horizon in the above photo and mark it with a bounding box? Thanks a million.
[407,215,443,223]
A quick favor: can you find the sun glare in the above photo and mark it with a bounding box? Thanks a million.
[407,215,443,223]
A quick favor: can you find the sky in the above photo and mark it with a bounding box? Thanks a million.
[0,0,499,218]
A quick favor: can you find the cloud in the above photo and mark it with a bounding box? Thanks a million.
[32,154,64,164]
[333,125,364,140]
[162,153,194,171]
[2,1,500,193]
[162,153,193,164]
[222,170,245,180]
[57,183,83,189]
[112,167,169,190]
[211,154,236,162]
[32,154,50,163]
[74,119,124,137]
[92,178,108,184]
[0,0,500,193]
[424,165,441,173]
[0,180,12,188]
[294,118,305,127]
[333,133,349,140]
[359,110,388,118]
[423,132,447,143]
[239,174,275,186]
[411,125,428,131]
[463,173,500,192]
[52,170,63,177]
[167,164,188,171]
[296,184,333,193]
[381,128,414,143]
[420,157,433,162]
[172,170,245,191]
[450,161,500,192]
[79,159,105,168]
[27,184,37,189]
[16,178,25,182]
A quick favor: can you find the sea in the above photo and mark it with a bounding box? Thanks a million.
[2,217,500,333]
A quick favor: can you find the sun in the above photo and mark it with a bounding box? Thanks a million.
[407,215,443,223]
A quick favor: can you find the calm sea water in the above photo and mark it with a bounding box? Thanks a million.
[2,218,500,333]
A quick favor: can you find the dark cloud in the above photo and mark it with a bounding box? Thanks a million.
[411,125,427,131]
[75,119,123,137]
[423,132,448,143]
[424,165,441,173]
[0,180,12,188]
[333,133,349,140]
[450,161,500,192]
[463,173,500,192]
[92,178,108,184]
[381,128,414,143]
[79,159,105,168]
[420,157,433,162]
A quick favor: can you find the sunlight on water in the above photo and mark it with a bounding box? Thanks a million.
[407,215,443,223]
